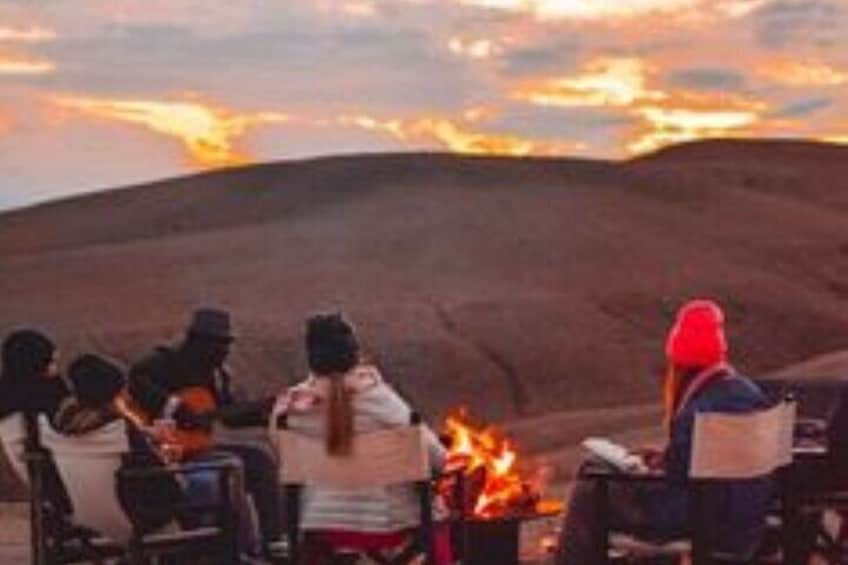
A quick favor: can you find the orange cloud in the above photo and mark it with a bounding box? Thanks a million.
[822,135,848,145]
[0,53,54,75]
[0,26,57,42]
[628,92,765,154]
[53,96,291,167]
[513,57,666,108]
[628,107,760,154]
[339,113,580,156]
[757,60,848,87]
[515,54,769,155]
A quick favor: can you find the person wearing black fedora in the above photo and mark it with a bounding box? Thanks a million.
[127,307,281,556]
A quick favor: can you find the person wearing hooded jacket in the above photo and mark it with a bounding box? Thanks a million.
[556,299,773,564]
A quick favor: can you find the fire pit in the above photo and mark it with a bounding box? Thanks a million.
[441,409,563,565]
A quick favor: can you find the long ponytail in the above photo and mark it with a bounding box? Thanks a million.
[326,377,354,456]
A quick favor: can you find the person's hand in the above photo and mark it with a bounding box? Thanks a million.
[630,446,665,470]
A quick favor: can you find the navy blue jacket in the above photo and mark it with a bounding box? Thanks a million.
[643,373,773,557]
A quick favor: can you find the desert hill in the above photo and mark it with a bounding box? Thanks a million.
[2,140,848,424]
[3,139,848,500]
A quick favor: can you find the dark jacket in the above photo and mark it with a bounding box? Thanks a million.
[642,372,773,558]
[0,377,74,515]
[128,345,270,428]
[0,377,69,423]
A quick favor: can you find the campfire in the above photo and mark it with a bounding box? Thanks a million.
[441,408,563,521]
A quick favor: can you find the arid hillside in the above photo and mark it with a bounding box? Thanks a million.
[2,140,848,424]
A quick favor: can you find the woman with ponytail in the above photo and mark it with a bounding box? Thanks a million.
[272,313,450,563]
[556,299,772,565]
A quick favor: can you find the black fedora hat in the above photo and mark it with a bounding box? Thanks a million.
[186,308,235,341]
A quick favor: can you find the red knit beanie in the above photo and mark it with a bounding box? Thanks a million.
[665,299,728,368]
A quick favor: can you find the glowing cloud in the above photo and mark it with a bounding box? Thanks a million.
[0,26,56,42]
[628,103,761,154]
[339,113,578,156]
[460,0,697,20]
[457,0,764,20]
[757,60,848,87]
[53,96,291,167]
[0,54,54,75]
[448,37,501,59]
[514,57,665,108]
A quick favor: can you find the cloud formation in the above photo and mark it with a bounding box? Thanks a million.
[0,53,54,75]
[455,0,765,21]
[2,0,848,208]
[757,59,848,86]
[52,96,291,167]
[0,26,57,42]
[513,58,666,108]
[339,113,579,156]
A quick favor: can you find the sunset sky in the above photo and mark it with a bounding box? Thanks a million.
[1,0,846,209]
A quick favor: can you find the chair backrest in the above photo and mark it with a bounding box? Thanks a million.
[39,417,133,543]
[0,413,29,485]
[276,425,431,489]
[690,400,796,480]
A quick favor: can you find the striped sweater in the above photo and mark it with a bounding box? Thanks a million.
[270,366,446,533]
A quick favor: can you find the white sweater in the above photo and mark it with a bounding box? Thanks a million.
[271,368,446,533]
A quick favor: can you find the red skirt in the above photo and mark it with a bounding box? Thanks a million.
[303,522,453,564]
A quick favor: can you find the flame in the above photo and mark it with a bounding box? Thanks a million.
[513,57,666,108]
[0,53,54,75]
[443,408,562,519]
[757,60,848,87]
[52,96,291,167]
[0,26,57,42]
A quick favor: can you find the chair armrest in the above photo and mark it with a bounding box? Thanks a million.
[578,460,666,482]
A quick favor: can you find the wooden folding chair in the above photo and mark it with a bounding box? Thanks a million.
[596,398,796,565]
[275,413,436,565]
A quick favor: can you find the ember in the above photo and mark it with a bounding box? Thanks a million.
[442,408,563,520]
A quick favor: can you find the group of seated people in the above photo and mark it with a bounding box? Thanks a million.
[0,300,845,564]
[0,309,450,563]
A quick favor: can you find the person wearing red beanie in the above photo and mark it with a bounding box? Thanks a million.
[662,299,729,428]
[557,299,773,565]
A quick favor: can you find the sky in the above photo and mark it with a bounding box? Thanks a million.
[1,0,847,210]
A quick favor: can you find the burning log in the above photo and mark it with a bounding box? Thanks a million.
[441,408,563,521]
